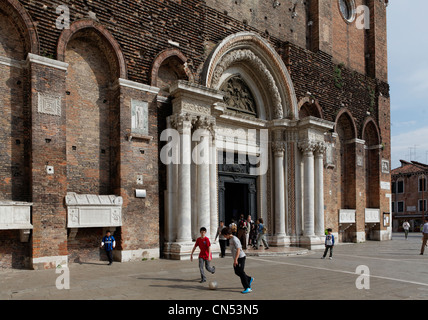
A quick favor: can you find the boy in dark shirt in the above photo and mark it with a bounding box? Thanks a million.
[101,230,116,265]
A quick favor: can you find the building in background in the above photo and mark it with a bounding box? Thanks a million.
[0,0,391,269]
[392,160,427,232]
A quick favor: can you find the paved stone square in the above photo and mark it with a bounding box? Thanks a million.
[1,233,427,301]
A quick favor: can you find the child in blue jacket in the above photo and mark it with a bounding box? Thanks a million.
[321,228,334,260]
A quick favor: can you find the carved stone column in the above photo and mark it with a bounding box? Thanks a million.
[193,116,213,238]
[314,142,326,237]
[298,140,316,238]
[209,121,218,241]
[271,130,287,246]
[171,113,193,243]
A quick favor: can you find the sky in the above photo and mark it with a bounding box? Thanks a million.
[388,0,428,169]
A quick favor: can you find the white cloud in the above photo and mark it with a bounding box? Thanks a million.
[391,126,428,168]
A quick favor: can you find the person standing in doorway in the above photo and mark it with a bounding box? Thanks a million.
[237,214,248,250]
[215,221,227,258]
[246,215,253,247]
[421,218,428,255]
[403,220,410,240]
[101,230,116,265]
[221,227,254,294]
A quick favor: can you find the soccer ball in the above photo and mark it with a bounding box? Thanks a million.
[209,281,218,290]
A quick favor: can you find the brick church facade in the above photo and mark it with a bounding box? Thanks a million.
[0,0,391,269]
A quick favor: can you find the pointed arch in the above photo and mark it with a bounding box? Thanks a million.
[57,19,127,79]
[362,117,381,209]
[362,117,381,146]
[335,108,357,210]
[334,108,357,140]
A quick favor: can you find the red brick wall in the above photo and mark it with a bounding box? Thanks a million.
[65,34,115,195]
[0,0,391,267]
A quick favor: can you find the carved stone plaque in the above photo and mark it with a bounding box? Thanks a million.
[0,201,33,230]
[38,92,61,116]
[339,209,356,224]
[65,192,123,228]
[365,208,380,223]
[131,99,149,136]
[221,76,257,117]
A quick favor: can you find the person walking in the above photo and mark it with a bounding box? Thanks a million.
[221,227,254,294]
[255,218,269,250]
[420,219,428,255]
[215,221,227,258]
[403,220,410,240]
[249,222,258,249]
[237,214,248,250]
[321,228,335,260]
[191,227,216,283]
[101,230,116,265]
[245,215,253,247]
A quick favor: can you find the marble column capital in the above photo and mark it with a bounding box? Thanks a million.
[272,141,286,156]
[298,140,317,155]
[314,141,327,157]
[170,113,193,133]
[193,115,215,130]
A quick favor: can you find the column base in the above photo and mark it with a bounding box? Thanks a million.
[163,241,194,260]
[299,235,324,250]
[269,234,290,247]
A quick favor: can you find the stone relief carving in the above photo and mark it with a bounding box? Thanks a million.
[65,192,123,228]
[212,49,284,119]
[221,76,257,116]
[131,99,149,136]
[38,92,61,116]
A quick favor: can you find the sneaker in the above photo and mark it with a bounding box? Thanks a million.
[241,288,252,294]
[249,277,254,288]
[200,279,206,283]
[329,257,332,260]
[211,266,216,274]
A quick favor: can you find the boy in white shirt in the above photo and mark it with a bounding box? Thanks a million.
[221,227,254,294]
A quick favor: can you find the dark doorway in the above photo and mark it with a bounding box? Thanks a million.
[218,175,257,226]
[224,182,249,225]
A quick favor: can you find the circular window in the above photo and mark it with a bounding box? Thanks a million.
[338,0,355,22]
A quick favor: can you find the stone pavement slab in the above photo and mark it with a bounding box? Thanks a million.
[1,233,428,303]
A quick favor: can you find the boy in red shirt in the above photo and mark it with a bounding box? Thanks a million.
[191,227,216,283]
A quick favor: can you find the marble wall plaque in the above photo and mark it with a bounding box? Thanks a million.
[131,99,149,136]
[339,209,356,224]
[365,208,380,223]
[38,92,61,116]
[65,192,123,228]
[0,201,33,230]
